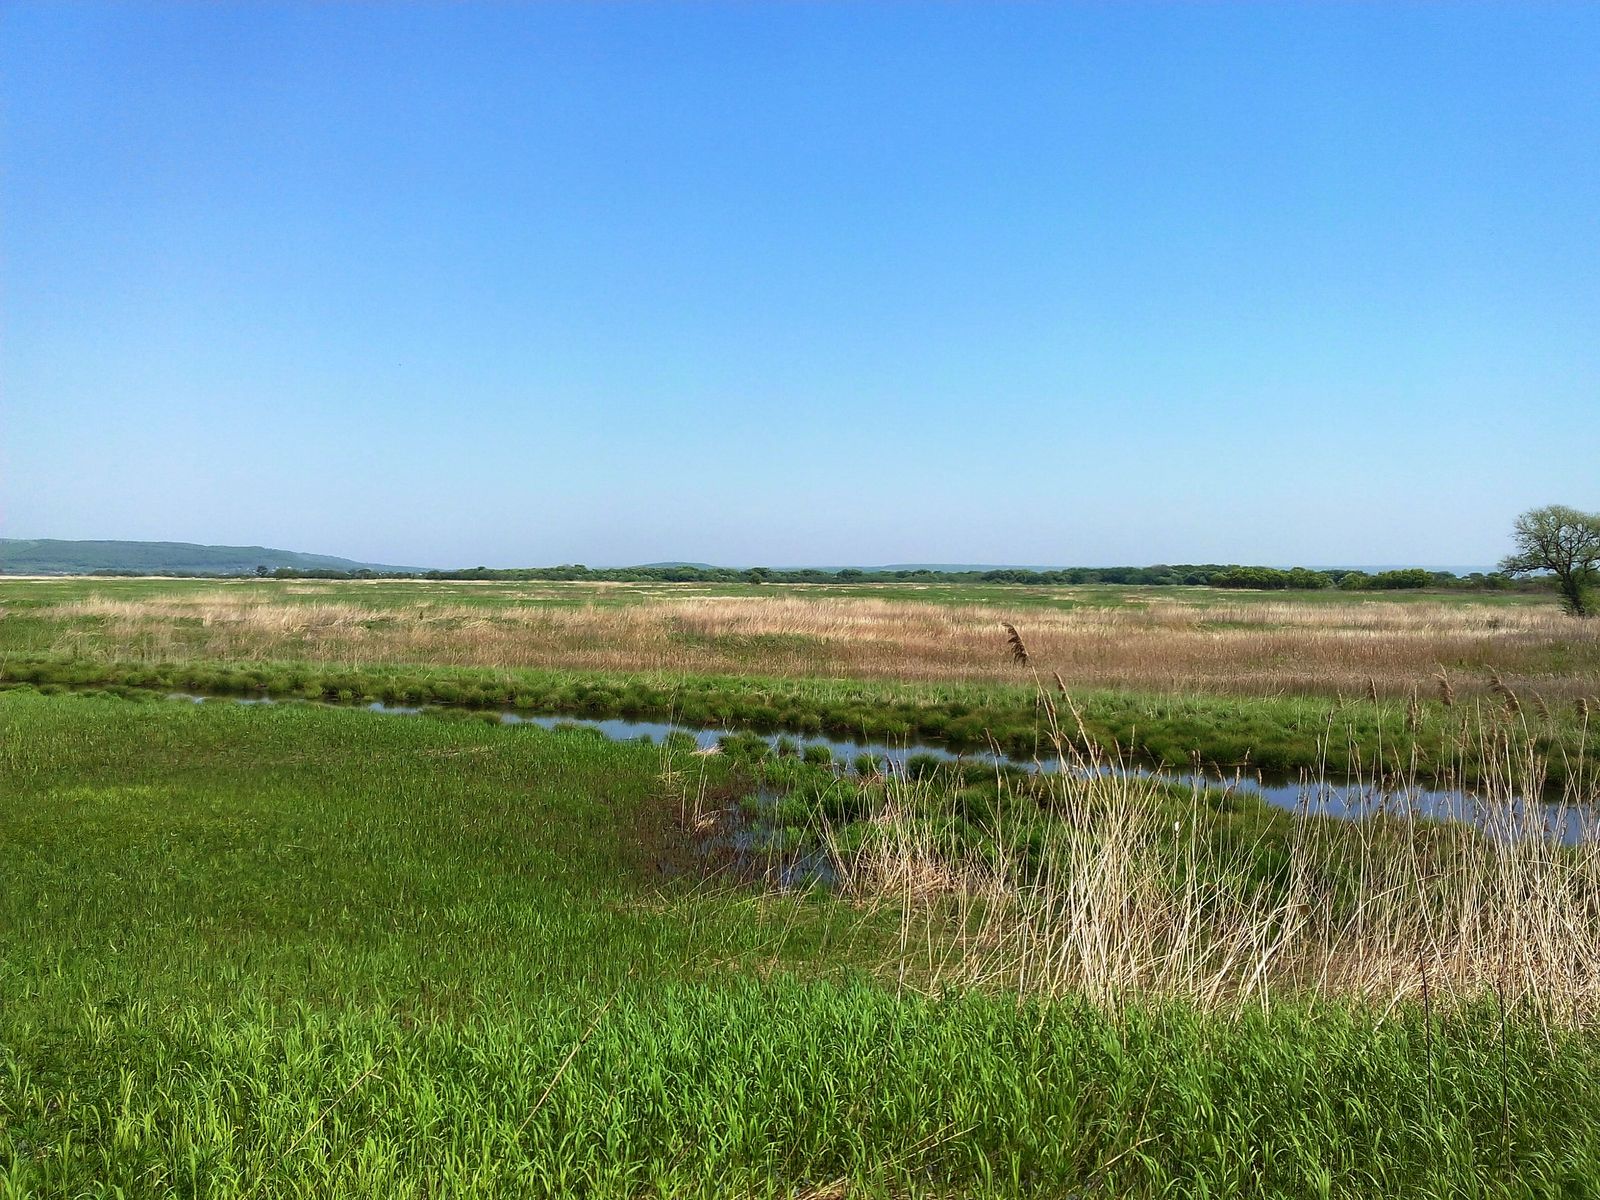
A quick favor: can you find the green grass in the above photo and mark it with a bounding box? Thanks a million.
[3,690,1600,1196]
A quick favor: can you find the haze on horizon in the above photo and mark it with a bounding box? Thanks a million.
[4,3,1596,571]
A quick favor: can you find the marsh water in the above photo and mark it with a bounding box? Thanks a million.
[162,691,1598,845]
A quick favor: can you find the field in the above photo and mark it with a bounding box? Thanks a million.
[3,577,1600,1195]
[2,576,1595,784]
[2,577,1591,701]
[4,690,1600,1196]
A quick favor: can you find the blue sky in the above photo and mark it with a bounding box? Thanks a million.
[4,3,1596,569]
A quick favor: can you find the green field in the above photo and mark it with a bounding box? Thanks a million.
[4,689,1599,1197]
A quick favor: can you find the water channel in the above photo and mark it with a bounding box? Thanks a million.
[163,691,1597,845]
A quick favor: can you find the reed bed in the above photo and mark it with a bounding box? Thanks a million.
[29,586,1600,701]
[818,708,1600,1024]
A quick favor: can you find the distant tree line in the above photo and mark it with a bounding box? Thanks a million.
[414,563,1531,591]
[1204,566,1519,591]
[71,562,1539,592]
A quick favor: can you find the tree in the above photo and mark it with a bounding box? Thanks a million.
[1501,504,1600,617]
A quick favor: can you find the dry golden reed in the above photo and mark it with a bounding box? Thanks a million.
[820,708,1600,1021]
[1002,622,1030,666]
[1490,670,1523,715]
[30,582,1600,702]
[1436,668,1456,708]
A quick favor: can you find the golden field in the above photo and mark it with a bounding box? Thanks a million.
[13,579,1599,703]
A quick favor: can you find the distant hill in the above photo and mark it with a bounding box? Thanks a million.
[0,539,421,576]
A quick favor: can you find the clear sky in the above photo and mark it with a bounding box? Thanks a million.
[4,3,1596,569]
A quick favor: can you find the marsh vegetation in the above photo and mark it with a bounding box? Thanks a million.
[4,577,1599,1195]
[7,578,1594,703]
[693,701,1600,1017]
[4,689,1600,1196]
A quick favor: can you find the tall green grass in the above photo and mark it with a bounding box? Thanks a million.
[7,985,1598,1197]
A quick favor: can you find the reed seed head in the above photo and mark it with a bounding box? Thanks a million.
[1435,669,1455,708]
[1002,623,1030,666]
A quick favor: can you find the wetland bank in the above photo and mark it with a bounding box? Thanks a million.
[4,575,1600,1196]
